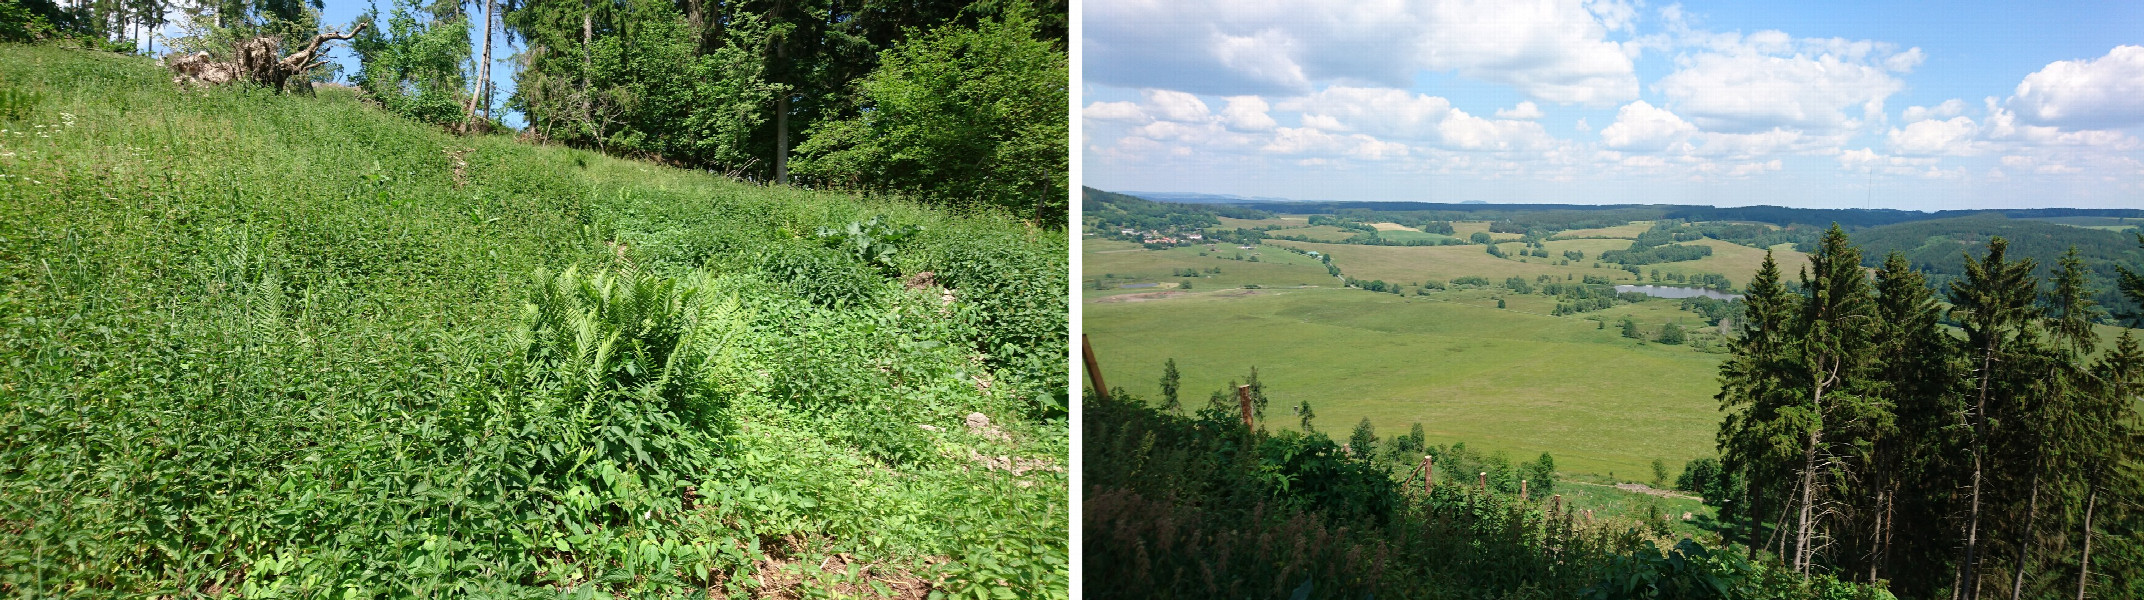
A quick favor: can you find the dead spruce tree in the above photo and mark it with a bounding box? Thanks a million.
[168,23,367,93]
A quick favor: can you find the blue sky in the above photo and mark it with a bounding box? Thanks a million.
[149,2,523,124]
[315,0,523,127]
[1082,1,2144,210]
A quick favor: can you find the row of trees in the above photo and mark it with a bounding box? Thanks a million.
[1713,225,2144,598]
[8,0,1068,222]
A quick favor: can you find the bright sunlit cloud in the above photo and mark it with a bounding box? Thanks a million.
[1084,1,2144,209]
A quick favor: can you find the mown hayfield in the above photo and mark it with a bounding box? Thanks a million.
[1083,239,1334,296]
[1264,224,1361,242]
[1268,239,1646,284]
[1217,215,1306,228]
[1450,220,1526,241]
[1377,229,1458,243]
[1550,222,1652,239]
[1370,221,1418,231]
[1541,237,1640,257]
[1082,287,1725,478]
[0,44,1066,596]
[1638,239,1807,288]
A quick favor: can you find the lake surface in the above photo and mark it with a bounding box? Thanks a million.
[1615,285,1741,300]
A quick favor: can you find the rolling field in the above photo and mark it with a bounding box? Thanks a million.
[1376,229,1459,243]
[1264,224,1362,242]
[1084,239,1334,296]
[1551,222,1654,239]
[1451,220,1527,241]
[1217,215,1306,228]
[1269,236,1806,291]
[1268,239,1646,284]
[1083,287,1726,478]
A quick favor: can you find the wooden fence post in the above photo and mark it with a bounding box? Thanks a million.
[1552,494,1562,515]
[1478,472,1487,492]
[1237,385,1252,428]
[1520,479,1528,502]
[1423,455,1434,492]
[1081,334,1108,401]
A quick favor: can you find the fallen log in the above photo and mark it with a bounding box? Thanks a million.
[169,23,366,93]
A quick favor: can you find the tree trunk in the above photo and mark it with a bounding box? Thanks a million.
[481,0,494,121]
[771,0,788,185]
[2077,486,2096,600]
[1747,488,1764,561]
[1797,428,1819,574]
[776,94,789,184]
[2011,468,2040,600]
[465,0,494,131]
[1961,338,1995,600]
[1870,488,1885,583]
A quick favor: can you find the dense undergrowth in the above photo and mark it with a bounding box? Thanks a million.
[0,44,1067,597]
[1084,388,1893,599]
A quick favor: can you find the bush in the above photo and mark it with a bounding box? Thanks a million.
[756,240,884,309]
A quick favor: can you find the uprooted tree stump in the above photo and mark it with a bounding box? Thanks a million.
[168,24,366,93]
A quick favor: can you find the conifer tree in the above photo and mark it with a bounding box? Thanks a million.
[1718,250,1799,560]
[1948,237,2041,600]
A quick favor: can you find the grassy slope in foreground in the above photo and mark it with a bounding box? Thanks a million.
[1083,286,1723,478]
[0,45,1066,596]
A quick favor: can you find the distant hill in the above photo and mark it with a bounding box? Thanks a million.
[1084,187,1273,230]
[1092,190,2144,229]
[1850,214,2144,319]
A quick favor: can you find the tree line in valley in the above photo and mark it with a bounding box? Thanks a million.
[1706,225,2144,598]
[2,0,1067,223]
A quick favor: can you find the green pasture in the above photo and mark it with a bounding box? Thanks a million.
[1551,222,1653,239]
[1262,224,1362,242]
[1082,287,1727,478]
[1268,239,1646,284]
[1375,228,1457,243]
[1218,215,1306,228]
[1083,239,1334,296]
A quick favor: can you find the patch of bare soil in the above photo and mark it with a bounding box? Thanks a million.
[747,553,941,599]
[1611,482,1703,501]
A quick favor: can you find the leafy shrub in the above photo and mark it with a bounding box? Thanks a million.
[817,215,921,276]
[756,240,884,309]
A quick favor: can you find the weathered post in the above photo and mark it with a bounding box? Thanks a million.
[1423,455,1434,492]
[1520,479,1528,502]
[1237,385,1253,427]
[1081,334,1108,401]
[1552,494,1562,515]
[1478,472,1487,492]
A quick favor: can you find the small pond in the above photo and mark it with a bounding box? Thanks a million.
[1615,284,1741,300]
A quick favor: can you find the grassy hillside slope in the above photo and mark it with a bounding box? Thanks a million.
[0,45,1066,597]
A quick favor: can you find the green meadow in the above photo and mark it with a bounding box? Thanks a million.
[1083,286,1725,479]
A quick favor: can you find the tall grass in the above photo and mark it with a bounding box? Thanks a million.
[0,43,1066,597]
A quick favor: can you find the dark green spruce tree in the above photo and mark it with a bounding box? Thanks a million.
[1948,237,2042,600]
[1718,250,1800,561]
[1868,251,1965,594]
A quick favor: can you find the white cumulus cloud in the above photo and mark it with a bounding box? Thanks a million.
[1888,117,1981,156]
[1084,0,1638,104]
[1599,101,1696,151]
[1496,101,1546,119]
[2007,45,2144,130]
